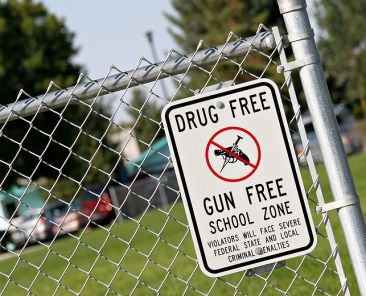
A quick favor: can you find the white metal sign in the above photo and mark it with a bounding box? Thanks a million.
[162,79,316,277]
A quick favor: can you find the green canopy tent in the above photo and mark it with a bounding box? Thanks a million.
[0,185,44,217]
[126,137,171,177]
[0,185,45,233]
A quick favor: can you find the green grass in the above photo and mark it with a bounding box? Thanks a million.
[1,152,366,295]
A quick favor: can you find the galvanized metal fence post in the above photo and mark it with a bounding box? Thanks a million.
[277,0,366,294]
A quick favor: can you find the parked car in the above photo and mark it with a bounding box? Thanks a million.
[293,105,364,163]
[0,185,44,252]
[8,201,86,248]
[43,202,87,236]
[79,185,115,226]
[9,209,53,248]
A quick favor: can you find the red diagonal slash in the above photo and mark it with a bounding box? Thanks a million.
[211,141,256,169]
[205,126,261,182]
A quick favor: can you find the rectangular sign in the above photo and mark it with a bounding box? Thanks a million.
[162,79,316,277]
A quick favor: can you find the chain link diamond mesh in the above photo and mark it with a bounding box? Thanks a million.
[0,25,352,295]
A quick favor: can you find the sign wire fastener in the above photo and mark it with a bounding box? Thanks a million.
[315,196,360,214]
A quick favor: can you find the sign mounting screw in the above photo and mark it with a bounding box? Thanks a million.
[255,247,264,255]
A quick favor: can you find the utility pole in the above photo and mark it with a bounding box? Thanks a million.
[145,31,170,99]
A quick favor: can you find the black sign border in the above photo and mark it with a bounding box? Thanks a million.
[164,81,315,275]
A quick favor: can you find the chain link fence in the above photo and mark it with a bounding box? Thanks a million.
[0,24,354,295]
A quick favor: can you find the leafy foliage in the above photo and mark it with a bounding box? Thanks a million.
[315,0,366,112]
[0,0,79,101]
[127,89,164,152]
[0,0,116,192]
[165,0,283,92]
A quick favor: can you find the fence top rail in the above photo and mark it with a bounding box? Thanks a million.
[0,30,275,124]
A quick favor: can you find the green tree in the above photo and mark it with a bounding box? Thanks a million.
[0,0,116,197]
[0,0,79,101]
[315,0,366,115]
[127,89,164,152]
[165,0,282,92]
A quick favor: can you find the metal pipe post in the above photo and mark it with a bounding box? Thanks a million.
[277,0,366,294]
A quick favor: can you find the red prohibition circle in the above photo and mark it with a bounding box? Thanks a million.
[205,126,261,182]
